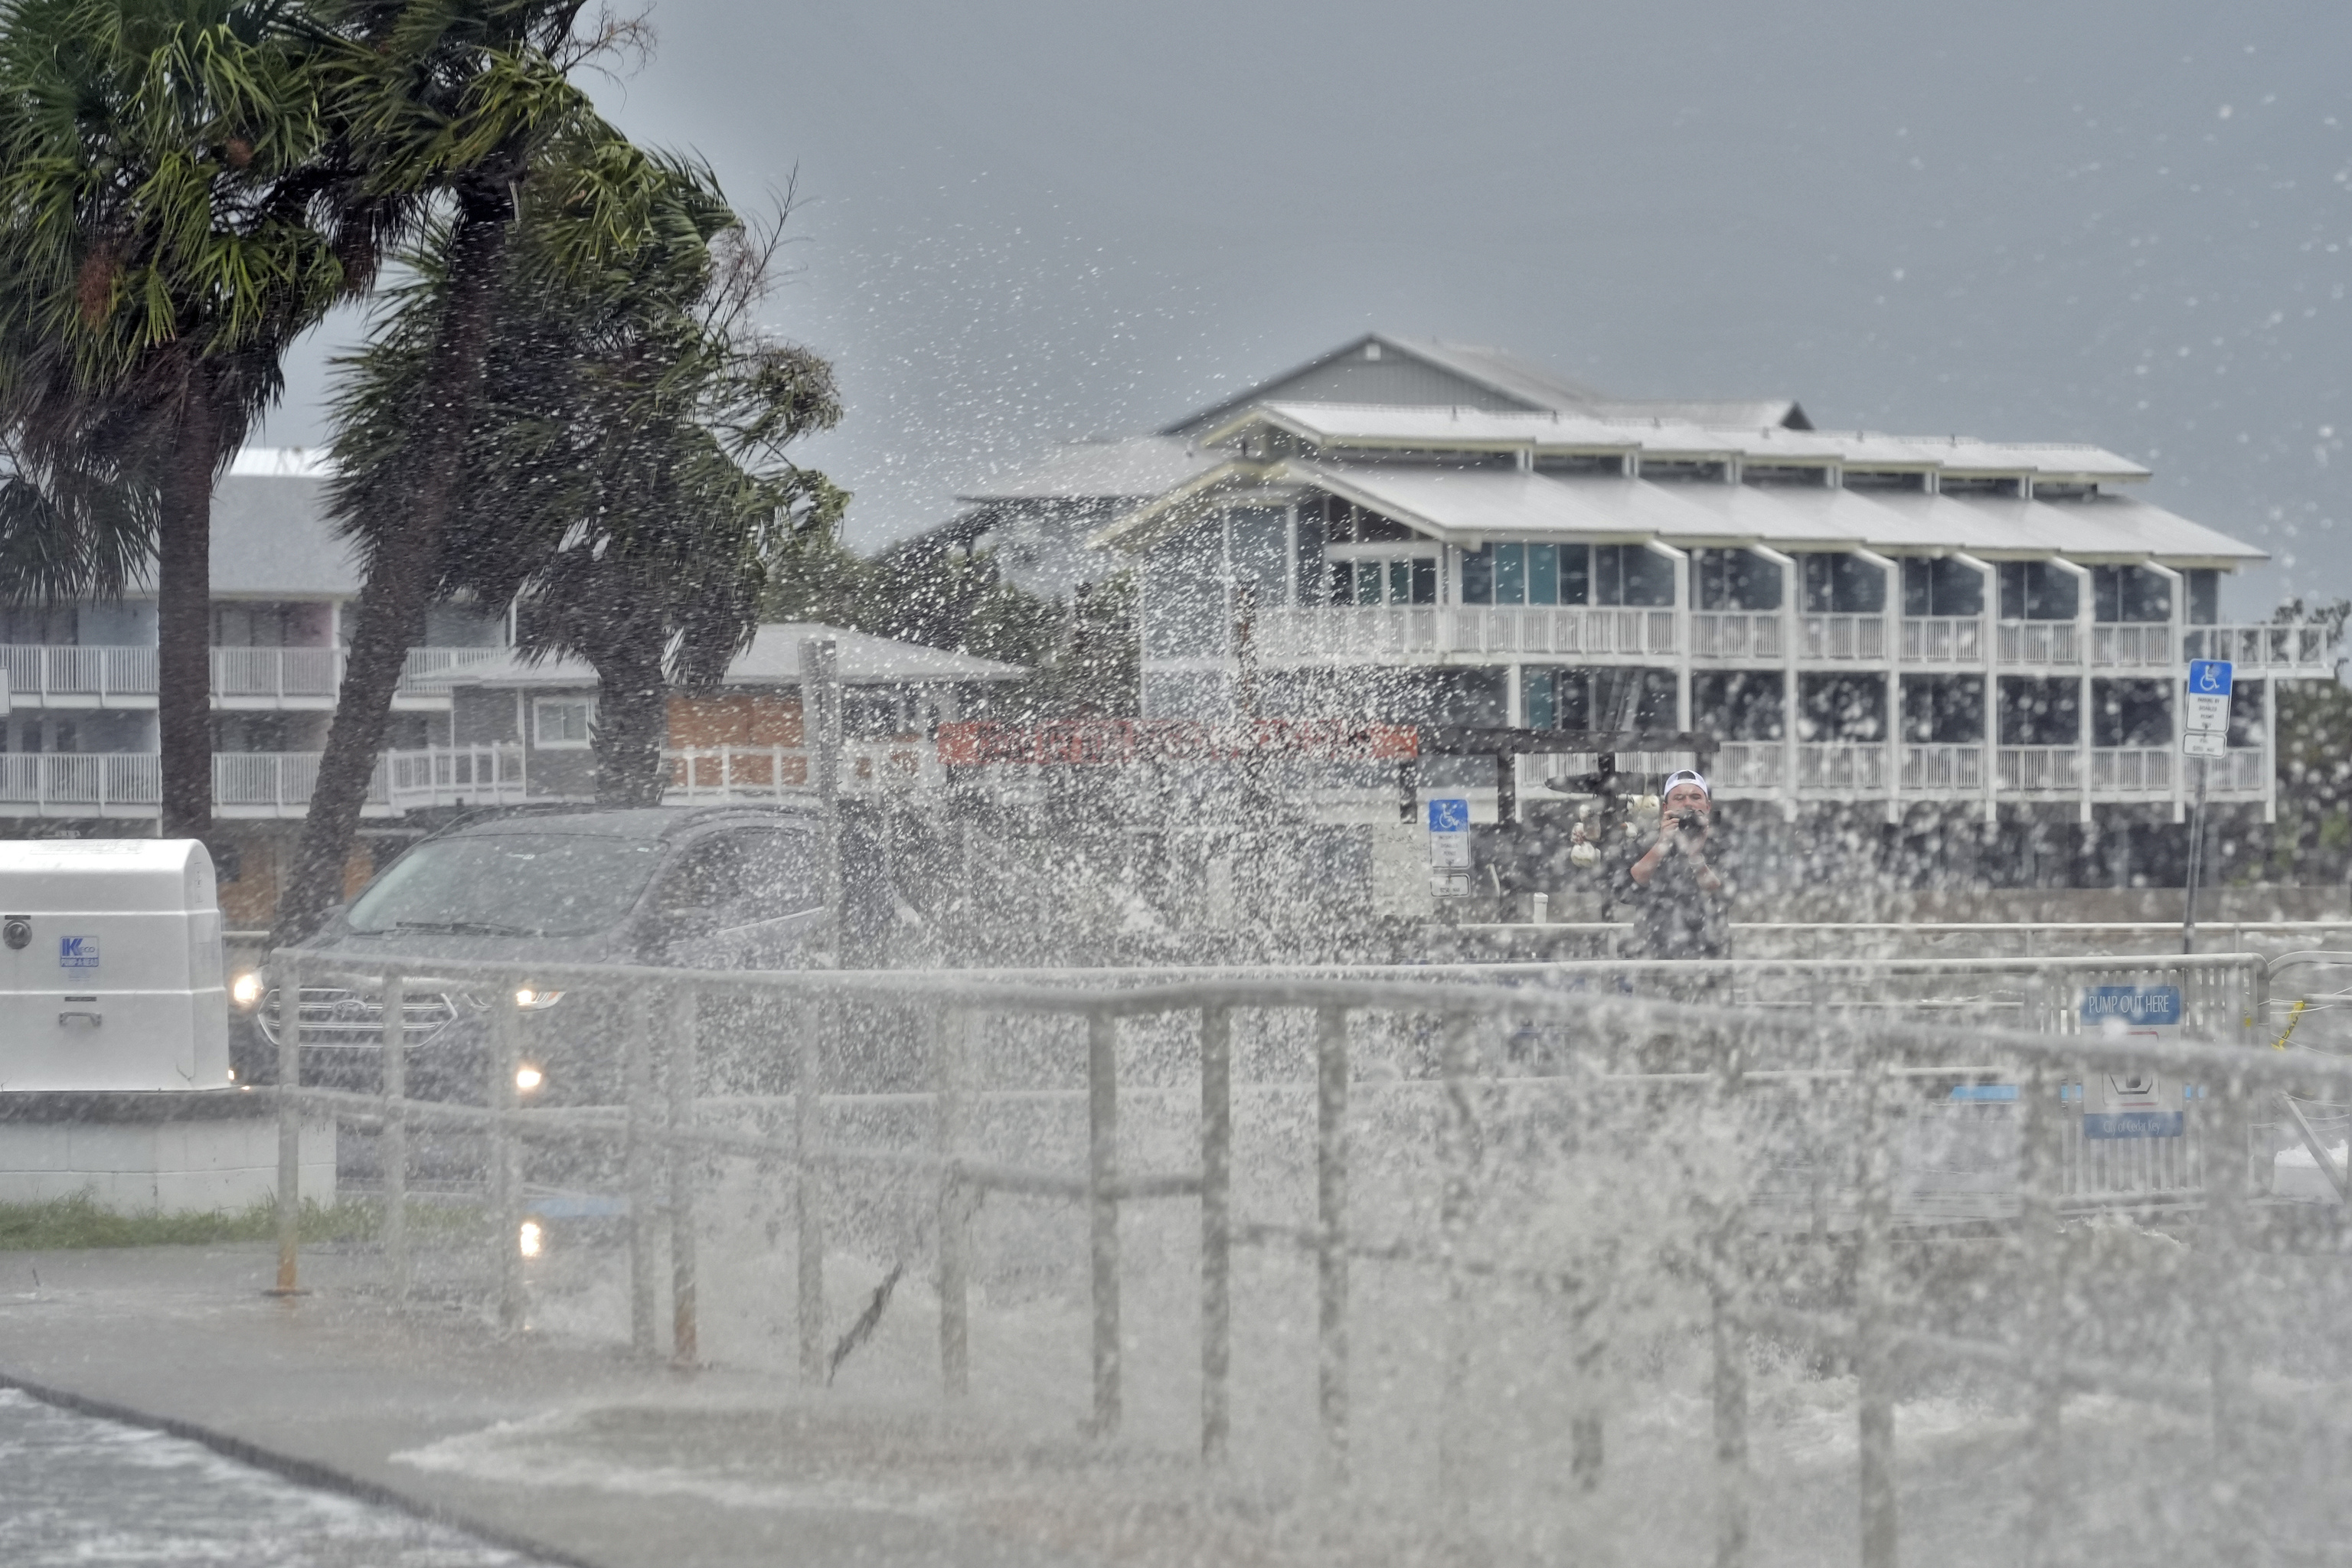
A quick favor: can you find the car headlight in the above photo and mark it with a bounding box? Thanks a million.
[230,971,264,1008]
[515,1063,544,1094]
[513,987,564,1011]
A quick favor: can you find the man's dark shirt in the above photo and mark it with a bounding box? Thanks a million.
[1611,831,1732,959]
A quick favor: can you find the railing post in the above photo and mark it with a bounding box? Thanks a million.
[1199,1005,1232,1463]
[380,971,408,1302]
[1854,1038,1900,1568]
[668,984,701,1369]
[489,981,526,1331]
[270,952,304,1296]
[2017,1054,2066,1568]
[1088,1010,1122,1437]
[1710,1026,1750,1568]
[623,987,661,1359]
[2201,1054,2254,1561]
[1436,1011,1480,1504]
[934,1006,970,1399]
[1315,1004,1350,1483]
[795,998,827,1384]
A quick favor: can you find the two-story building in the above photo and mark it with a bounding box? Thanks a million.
[1080,378,2328,859]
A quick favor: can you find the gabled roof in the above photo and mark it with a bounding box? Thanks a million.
[1200,403,2151,484]
[1091,458,2262,567]
[954,435,1221,505]
[450,622,1028,691]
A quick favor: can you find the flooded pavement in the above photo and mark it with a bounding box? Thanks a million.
[0,1387,543,1568]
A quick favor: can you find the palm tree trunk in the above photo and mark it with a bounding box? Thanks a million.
[156,377,218,840]
[273,198,511,944]
[592,632,671,807]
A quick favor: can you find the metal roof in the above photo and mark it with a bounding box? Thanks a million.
[954,436,1220,504]
[450,622,1028,691]
[1204,403,2152,483]
[1093,459,2263,566]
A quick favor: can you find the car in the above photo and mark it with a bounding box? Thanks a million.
[229,803,838,1105]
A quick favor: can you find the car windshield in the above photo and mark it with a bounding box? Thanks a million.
[345,833,666,938]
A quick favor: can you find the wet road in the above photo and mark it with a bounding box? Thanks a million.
[0,1387,545,1568]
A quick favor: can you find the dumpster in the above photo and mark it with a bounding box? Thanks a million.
[0,839,230,1092]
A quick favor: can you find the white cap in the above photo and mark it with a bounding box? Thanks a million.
[1661,769,1711,798]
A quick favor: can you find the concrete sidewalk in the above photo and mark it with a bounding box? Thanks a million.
[0,1244,1338,1568]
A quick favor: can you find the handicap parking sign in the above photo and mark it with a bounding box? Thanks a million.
[1426,798,1471,833]
[2187,658,2233,697]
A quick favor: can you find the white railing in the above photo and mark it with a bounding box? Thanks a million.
[1997,746,2082,792]
[384,743,528,811]
[1708,741,1785,789]
[2184,623,2338,675]
[2089,624,2172,670]
[1254,606,1677,660]
[1797,614,1886,661]
[2187,746,2270,794]
[1997,621,2080,667]
[1900,616,1984,665]
[1689,612,1784,660]
[1900,743,1984,792]
[2088,746,2172,795]
[0,752,160,810]
[1796,742,1887,790]
[0,645,502,703]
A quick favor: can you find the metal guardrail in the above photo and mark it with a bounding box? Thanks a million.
[0,645,500,704]
[251,947,2328,1567]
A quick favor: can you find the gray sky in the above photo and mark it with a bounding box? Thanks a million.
[262,0,2352,614]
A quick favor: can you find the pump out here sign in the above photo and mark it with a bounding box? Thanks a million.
[2077,985,2192,1138]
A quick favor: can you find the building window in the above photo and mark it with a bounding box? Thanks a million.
[534,698,594,748]
[1998,560,2079,622]
[2091,565,2171,624]
[1801,554,1887,615]
[1900,558,1984,618]
[1695,549,1782,612]
[1462,543,1605,606]
[1329,556,1436,606]
[1593,545,1672,607]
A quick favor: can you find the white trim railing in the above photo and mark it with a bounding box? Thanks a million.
[0,750,388,814]
[1900,743,1984,792]
[1997,745,2081,792]
[1798,614,1886,661]
[1254,606,1677,660]
[1797,741,1888,790]
[2087,746,2172,795]
[0,644,502,704]
[1690,612,1784,660]
[2089,624,2171,670]
[1899,616,1984,665]
[1997,621,2080,667]
[1708,740,1785,789]
[2183,623,2338,675]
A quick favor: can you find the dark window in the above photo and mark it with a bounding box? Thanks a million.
[1494,544,1527,606]
[657,829,818,926]
[1410,558,1438,604]
[1596,544,1675,607]
[1798,672,1888,741]
[2091,565,2171,624]
[1142,529,1223,657]
[1693,671,1785,741]
[1460,545,1494,605]
[1802,554,1886,614]
[2092,679,2171,746]
[1293,505,1326,606]
[1900,558,1985,618]
[1527,544,1560,606]
[2187,570,2220,626]
[1231,508,1287,610]
[1998,677,2081,746]
[1558,543,1590,606]
[1695,548,1783,611]
[1901,675,1985,743]
[2228,680,2264,748]
[1998,560,2079,622]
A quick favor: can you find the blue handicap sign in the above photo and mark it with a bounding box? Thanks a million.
[1427,798,1471,833]
[2187,658,2233,697]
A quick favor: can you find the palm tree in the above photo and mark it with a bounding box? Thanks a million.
[0,0,348,836]
[334,165,841,808]
[273,0,685,937]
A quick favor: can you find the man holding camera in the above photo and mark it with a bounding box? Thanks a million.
[1620,769,1730,960]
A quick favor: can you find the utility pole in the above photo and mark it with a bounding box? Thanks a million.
[2182,757,2208,956]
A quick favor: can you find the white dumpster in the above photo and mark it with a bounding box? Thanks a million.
[0,839,230,1092]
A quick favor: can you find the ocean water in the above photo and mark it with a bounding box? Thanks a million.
[0,1388,541,1568]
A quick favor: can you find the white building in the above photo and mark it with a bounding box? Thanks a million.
[1081,362,2328,831]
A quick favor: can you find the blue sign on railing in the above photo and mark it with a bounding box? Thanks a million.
[2080,985,2183,1027]
[2187,658,2233,697]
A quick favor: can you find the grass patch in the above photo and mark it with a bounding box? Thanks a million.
[0,1192,475,1251]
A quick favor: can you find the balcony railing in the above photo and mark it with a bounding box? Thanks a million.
[1798,615,1886,662]
[2184,623,2338,674]
[1900,616,1984,665]
[1797,742,1888,791]
[2087,746,2173,795]
[1709,742,1785,789]
[1997,621,2080,667]
[0,750,388,815]
[1996,746,2081,792]
[0,644,503,704]
[1900,743,1984,792]
[2089,624,2171,671]
[1253,606,1677,661]
[1690,612,1784,660]
[381,740,940,812]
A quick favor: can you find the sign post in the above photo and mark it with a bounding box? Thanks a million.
[1427,797,1472,898]
[2181,658,2233,954]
